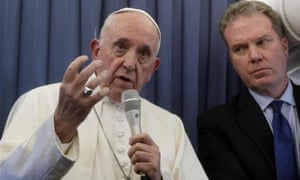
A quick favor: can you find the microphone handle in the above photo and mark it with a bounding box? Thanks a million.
[125,109,141,135]
[141,175,150,180]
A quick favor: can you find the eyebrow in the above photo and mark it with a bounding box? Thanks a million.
[113,38,129,44]
[230,34,271,47]
[113,38,153,52]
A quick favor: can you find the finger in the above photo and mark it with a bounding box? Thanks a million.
[76,60,104,87]
[128,134,155,157]
[85,70,108,89]
[133,161,152,173]
[100,57,123,88]
[128,142,144,157]
[129,133,156,146]
[131,150,152,164]
[128,142,157,158]
[82,69,110,101]
[132,153,161,178]
[88,87,110,104]
[63,55,89,83]
[133,162,158,178]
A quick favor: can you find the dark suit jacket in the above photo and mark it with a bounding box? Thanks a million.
[197,84,300,180]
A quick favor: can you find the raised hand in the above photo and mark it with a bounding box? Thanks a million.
[54,55,109,143]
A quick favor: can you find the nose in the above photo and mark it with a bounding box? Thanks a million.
[248,45,262,63]
[122,51,137,71]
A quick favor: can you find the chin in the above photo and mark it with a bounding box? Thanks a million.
[249,79,274,90]
[107,91,122,103]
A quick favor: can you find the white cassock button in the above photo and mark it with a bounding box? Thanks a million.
[120,161,128,168]
[116,116,124,122]
[117,132,124,138]
[117,147,125,153]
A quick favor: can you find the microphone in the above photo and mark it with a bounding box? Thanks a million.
[122,89,141,136]
[122,89,150,180]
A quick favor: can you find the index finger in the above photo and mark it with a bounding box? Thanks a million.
[63,55,89,83]
[129,133,155,146]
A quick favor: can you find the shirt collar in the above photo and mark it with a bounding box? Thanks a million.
[249,80,295,111]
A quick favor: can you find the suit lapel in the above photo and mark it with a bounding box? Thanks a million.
[236,90,275,172]
[293,84,300,121]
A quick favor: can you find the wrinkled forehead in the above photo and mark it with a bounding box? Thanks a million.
[109,8,161,41]
[100,11,160,55]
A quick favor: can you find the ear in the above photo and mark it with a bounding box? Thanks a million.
[90,39,100,60]
[147,57,160,81]
[281,37,289,58]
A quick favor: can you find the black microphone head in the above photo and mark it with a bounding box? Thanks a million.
[121,89,141,111]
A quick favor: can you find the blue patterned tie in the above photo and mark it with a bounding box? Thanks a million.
[271,101,299,180]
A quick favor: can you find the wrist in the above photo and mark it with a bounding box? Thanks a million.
[54,117,76,143]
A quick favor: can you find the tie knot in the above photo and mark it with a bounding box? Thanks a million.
[271,100,283,113]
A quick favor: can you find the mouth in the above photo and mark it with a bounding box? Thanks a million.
[251,68,270,76]
[112,75,135,89]
[117,75,132,83]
